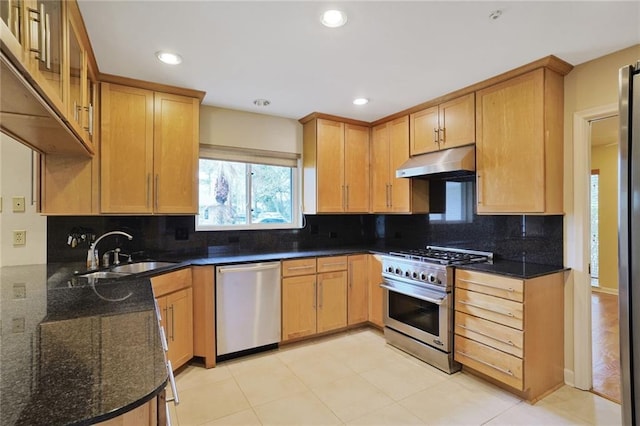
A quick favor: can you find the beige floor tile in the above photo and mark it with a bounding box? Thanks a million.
[399,374,519,425]
[175,377,250,425]
[360,357,450,401]
[223,349,286,376]
[167,401,180,426]
[253,390,342,425]
[450,372,521,405]
[233,365,308,406]
[276,340,331,365]
[311,373,395,423]
[483,400,588,425]
[536,385,622,425]
[203,408,262,425]
[287,351,355,388]
[175,364,233,392]
[345,402,424,425]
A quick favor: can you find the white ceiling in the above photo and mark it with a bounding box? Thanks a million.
[77,1,640,122]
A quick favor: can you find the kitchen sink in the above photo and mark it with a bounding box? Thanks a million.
[79,271,131,280]
[110,261,177,274]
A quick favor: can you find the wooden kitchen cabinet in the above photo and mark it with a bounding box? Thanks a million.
[454,269,564,402]
[191,265,215,368]
[371,116,430,213]
[151,268,194,371]
[302,116,370,213]
[367,254,384,328]
[282,273,318,340]
[281,256,350,341]
[475,68,564,214]
[100,82,199,214]
[410,93,475,155]
[347,254,368,325]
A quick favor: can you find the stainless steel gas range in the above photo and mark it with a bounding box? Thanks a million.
[380,246,492,374]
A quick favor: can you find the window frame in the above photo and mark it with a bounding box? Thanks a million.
[196,145,302,231]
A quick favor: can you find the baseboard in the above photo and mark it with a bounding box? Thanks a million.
[564,368,575,387]
[591,286,619,295]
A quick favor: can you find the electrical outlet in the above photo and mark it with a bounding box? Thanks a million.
[12,318,25,334]
[12,196,25,212]
[13,230,26,246]
[13,283,26,299]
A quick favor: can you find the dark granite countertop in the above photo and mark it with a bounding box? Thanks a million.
[457,260,569,279]
[0,264,167,426]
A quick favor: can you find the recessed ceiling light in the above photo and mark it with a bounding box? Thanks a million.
[253,99,271,107]
[321,9,347,28]
[156,51,182,65]
[489,10,503,20]
[353,98,369,106]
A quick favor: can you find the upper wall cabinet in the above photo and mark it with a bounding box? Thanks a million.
[371,116,430,214]
[0,0,94,156]
[409,93,475,156]
[100,83,200,214]
[476,68,564,214]
[302,117,370,214]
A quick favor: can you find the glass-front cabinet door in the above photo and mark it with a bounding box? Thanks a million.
[24,0,65,114]
[0,0,25,59]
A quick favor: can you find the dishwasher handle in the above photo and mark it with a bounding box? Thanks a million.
[218,263,280,274]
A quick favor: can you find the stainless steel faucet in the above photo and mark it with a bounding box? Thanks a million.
[90,231,133,269]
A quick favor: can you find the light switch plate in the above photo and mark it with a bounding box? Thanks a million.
[12,196,25,212]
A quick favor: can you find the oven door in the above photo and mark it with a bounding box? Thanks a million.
[381,278,451,352]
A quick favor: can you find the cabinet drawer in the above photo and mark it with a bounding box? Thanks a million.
[455,311,523,358]
[456,270,523,302]
[455,288,523,330]
[317,256,348,273]
[151,268,192,297]
[455,335,523,391]
[282,258,317,277]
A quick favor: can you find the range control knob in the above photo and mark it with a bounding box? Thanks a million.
[428,274,438,283]
[395,268,402,275]
[387,266,394,273]
[412,272,418,279]
[420,273,427,281]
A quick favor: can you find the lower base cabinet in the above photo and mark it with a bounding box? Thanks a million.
[94,396,160,426]
[151,268,194,371]
[368,254,384,327]
[454,269,564,402]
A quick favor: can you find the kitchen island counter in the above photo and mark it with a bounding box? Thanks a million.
[0,264,167,426]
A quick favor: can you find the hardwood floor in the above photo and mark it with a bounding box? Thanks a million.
[591,290,621,403]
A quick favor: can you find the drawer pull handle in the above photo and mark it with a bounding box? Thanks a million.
[458,279,516,293]
[321,262,347,267]
[456,324,517,347]
[286,265,315,271]
[456,350,514,377]
[458,300,514,318]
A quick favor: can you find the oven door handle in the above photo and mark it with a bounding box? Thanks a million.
[380,283,446,305]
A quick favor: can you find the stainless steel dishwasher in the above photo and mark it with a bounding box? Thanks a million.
[216,262,281,360]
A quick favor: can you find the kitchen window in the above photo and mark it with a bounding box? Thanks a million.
[196,145,301,230]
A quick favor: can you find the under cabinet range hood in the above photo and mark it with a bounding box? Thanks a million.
[396,145,475,179]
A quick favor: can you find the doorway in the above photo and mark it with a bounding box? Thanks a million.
[589,115,620,402]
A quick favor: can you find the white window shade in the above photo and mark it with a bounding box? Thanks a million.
[200,144,299,168]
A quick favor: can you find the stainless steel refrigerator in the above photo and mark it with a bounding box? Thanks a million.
[619,60,640,425]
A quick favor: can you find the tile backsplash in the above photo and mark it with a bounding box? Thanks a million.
[48,213,563,266]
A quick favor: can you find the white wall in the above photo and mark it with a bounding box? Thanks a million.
[0,134,47,267]
[200,106,302,154]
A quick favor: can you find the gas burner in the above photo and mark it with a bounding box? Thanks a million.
[388,246,493,265]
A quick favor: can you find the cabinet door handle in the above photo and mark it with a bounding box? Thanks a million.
[458,300,515,318]
[458,278,516,293]
[44,11,51,70]
[439,127,445,143]
[166,360,180,405]
[319,281,323,308]
[146,174,151,208]
[349,263,353,289]
[456,324,517,348]
[385,184,390,208]
[345,185,349,210]
[477,175,483,205]
[28,5,45,62]
[456,350,514,376]
[433,127,439,144]
[313,281,317,309]
[169,304,175,341]
[155,174,159,211]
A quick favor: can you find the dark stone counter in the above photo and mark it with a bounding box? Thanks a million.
[457,260,569,279]
[0,264,167,426]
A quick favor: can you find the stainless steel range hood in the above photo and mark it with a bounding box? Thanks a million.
[396,145,475,179]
